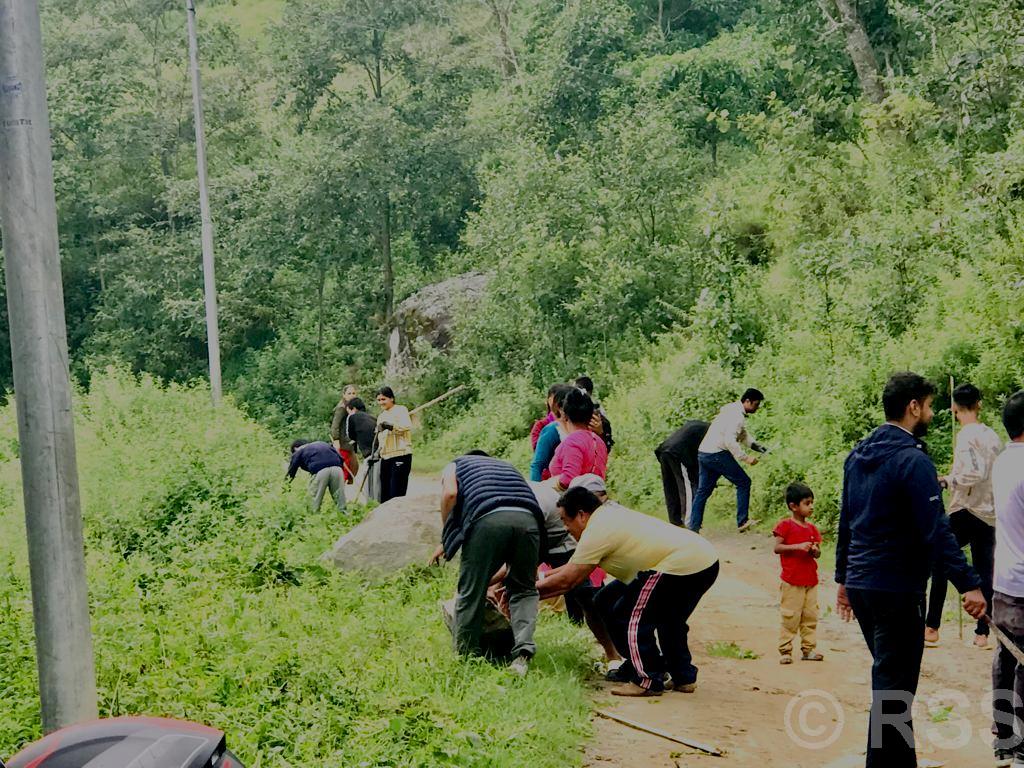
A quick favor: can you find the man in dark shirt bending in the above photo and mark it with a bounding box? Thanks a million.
[287,440,346,512]
[836,372,985,767]
[655,420,709,527]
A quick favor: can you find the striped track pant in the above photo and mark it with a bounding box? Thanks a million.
[596,562,719,690]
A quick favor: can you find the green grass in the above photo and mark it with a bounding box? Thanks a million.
[408,451,450,477]
[706,641,760,660]
[0,371,593,766]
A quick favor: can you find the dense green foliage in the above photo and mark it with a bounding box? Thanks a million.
[14,0,1024,515]
[0,372,592,764]
[420,0,1024,530]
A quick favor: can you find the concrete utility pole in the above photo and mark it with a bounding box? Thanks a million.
[0,0,98,732]
[186,0,222,406]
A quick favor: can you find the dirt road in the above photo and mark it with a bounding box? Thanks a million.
[585,532,998,768]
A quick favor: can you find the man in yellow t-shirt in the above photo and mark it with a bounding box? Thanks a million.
[538,487,719,697]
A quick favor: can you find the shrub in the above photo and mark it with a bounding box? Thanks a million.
[0,371,593,766]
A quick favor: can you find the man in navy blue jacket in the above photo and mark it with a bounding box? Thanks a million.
[287,440,346,512]
[836,372,986,768]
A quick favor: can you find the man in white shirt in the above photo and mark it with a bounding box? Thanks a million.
[925,383,1004,648]
[991,390,1024,768]
[687,388,765,533]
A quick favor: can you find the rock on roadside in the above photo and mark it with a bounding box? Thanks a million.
[321,492,442,579]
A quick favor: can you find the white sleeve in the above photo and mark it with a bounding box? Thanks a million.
[949,432,988,490]
[723,408,750,462]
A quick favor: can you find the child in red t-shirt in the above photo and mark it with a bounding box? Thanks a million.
[773,482,823,664]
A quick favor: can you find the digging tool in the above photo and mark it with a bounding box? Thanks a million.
[596,710,724,757]
[409,384,466,416]
[354,433,381,501]
[984,615,1024,665]
[950,375,964,641]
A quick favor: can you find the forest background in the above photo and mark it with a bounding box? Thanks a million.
[26,0,1024,527]
[0,0,1017,526]
[0,0,1023,763]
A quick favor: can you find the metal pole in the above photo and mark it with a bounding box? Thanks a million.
[186,0,222,406]
[0,0,98,731]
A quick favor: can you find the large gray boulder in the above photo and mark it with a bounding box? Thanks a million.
[386,272,491,379]
[321,493,442,578]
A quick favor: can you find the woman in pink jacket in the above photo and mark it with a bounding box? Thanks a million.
[549,388,608,492]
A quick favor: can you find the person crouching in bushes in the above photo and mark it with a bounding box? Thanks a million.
[286,439,346,512]
[430,451,546,677]
[773,482,823,664]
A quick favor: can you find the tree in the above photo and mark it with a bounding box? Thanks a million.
[274,0,481,330]
[628,28,785,167]
[478,0,520,79]
[526,0,639,148]
[817,0,885,103]
[625,0,747,43]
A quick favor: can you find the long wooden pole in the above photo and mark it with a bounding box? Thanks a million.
[409,384,466,416]
[985,615,1024,665]
[596,710,724,757]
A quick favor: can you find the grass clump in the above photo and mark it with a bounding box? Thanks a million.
[0,370,593,766]
[706,641,760,660]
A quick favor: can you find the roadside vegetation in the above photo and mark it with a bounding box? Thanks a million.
[0,372,592,765]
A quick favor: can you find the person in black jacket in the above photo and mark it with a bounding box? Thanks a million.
[287,440,346,512]
[429,452,545,676]
[655,420,710,526]
[836,372,986,768]
[344,398,377,458]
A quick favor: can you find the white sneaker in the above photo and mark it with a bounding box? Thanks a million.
[509,655,530,677]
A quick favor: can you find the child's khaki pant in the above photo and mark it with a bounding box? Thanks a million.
[779,582,818,655]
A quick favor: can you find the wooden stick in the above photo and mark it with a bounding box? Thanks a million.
[596,709,724,757]
[984,615,1024,666]
[410,384,466,416]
